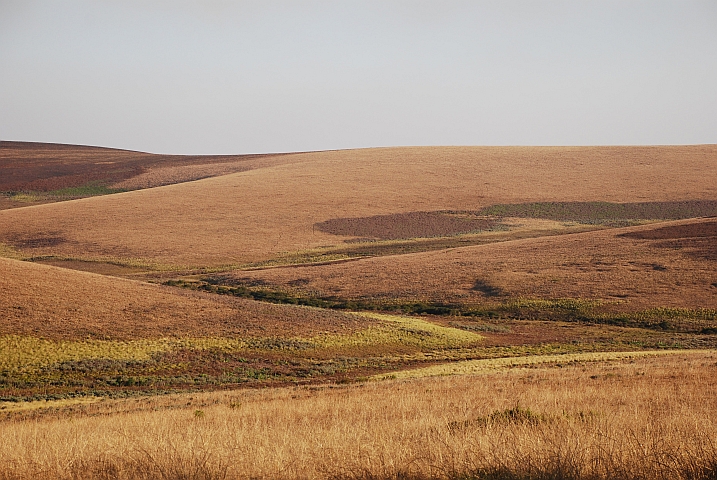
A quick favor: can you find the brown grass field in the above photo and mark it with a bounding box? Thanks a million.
[0,257,371,340]
[236,217,717,312]
[0,145,715,267]
[1,142,717,479]
[1,352,717,479]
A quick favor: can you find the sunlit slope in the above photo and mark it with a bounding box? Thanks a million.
[0,146,715,267]
[239,217,717,311]
[0,257,368,340]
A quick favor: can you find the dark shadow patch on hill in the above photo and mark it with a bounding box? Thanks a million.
[314,211,500,240]
[4,233,68,249]
[472,279,505,297]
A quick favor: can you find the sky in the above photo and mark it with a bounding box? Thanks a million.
[1,1,716,154]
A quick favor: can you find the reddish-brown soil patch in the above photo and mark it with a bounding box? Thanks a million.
[31,259,145,276]
[315,211,499,240]
[315,201,717,242]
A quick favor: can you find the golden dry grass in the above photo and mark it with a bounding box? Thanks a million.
[1,352,716,479]
[1,146,715,267]
[240,217,717,312]
[371,348,705,379]
[0,397,102,414]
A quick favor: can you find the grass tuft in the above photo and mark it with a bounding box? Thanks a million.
[0,243,25,260]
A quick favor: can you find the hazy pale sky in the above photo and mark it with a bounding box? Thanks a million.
[1,1,716,154]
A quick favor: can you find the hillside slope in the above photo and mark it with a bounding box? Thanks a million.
[0,141,293,209]
[0,257,369,340]
[0,145,715,267]
[236,217,717,311]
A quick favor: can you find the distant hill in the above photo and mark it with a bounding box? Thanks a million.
[0,144,715,268]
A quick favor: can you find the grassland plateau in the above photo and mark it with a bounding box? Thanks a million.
[1,142,716,479]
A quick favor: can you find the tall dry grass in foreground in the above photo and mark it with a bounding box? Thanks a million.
[1,353,717,480]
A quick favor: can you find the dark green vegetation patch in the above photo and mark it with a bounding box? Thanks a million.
[477,200,717,225]
[43,183,126,197]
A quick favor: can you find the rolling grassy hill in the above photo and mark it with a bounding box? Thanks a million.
[0,141,293,210]
[0,256,369,341]
[0,145,715,269]
[2,142,717,479]
[234,217,717,314]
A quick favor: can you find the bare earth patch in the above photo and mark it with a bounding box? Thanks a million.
[620,219,717,261]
